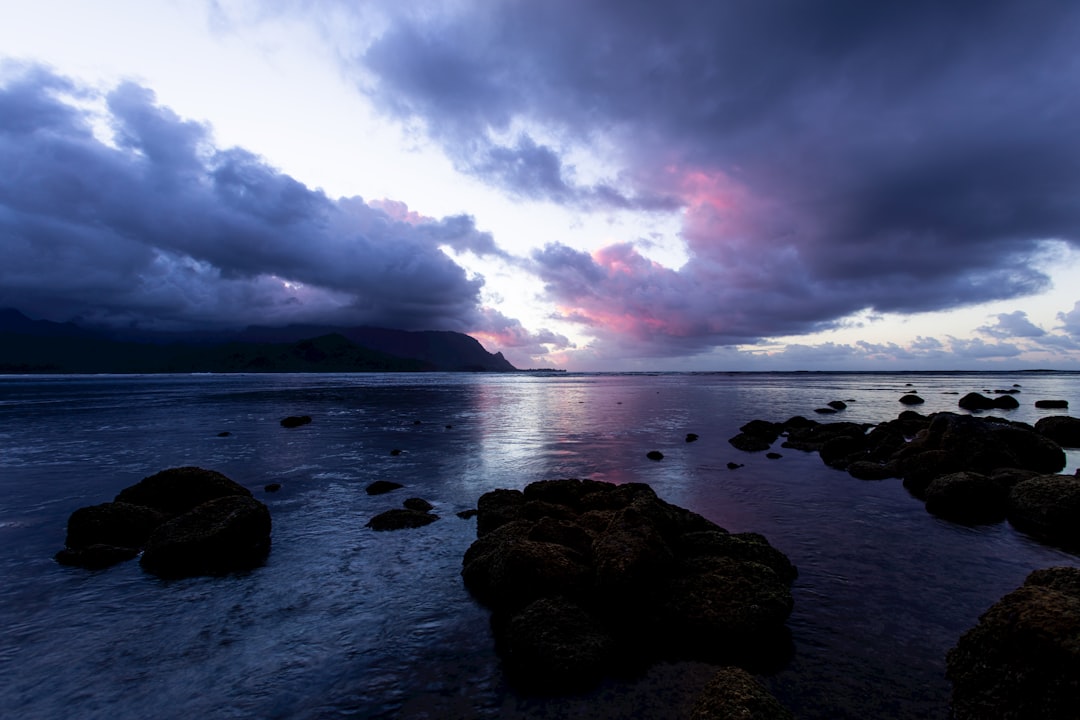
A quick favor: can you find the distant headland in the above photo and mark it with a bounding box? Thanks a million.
[0,308,517,373]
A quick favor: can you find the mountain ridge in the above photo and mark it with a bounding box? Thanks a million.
[0,309,517,373]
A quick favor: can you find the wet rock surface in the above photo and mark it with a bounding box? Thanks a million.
[946,567,1080,720]
[461,478,796,693]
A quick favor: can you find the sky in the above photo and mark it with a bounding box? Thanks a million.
[3,0,1080,371]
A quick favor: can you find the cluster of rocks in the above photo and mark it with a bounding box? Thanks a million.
[460,478,796,695]
[730,410,1080,547]
[363,480,440,530]
[946,566,1080,720]
[55,466,272,577]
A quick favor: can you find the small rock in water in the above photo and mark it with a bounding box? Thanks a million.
[647,450,664,460]
[366,508,439,531]
[389,449,403,456]
[280,415,312,428]
[264,483,282,493]
[403,497,433,512]
[766,452,782,460]
[814,407,837,414]
[900,394,925,405]
[365,480,403,495]
[217,431,231,437]
[727,462,743,470]
[457,509,478,520]
[827,400,847,410]
[1035,399,1068,409]
[686,433,699,443]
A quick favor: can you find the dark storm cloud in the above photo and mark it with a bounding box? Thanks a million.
[0,64,499,332]
[352,0,1080,354]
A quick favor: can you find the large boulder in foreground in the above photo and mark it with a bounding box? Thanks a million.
[689,666,794,720]
[946,567,1080,720]
[115,466,252,516]
[57,467,271,574]
[462,478,796,692]
[1007,474,1080,549]
[1035,415,1080,447]
[140,495,271,578]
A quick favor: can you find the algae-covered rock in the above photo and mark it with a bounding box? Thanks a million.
[946,567,1080,720]
[689,666,794,720]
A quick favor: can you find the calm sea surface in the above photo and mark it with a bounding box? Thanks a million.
[2,371,1079,719]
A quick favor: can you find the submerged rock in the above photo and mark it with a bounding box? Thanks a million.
[462,478,795,692]
[280,415,312,428]
[946,567,1080,720]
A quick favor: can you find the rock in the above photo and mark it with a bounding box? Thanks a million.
[946,567,1080,720]
[993,395,1020,409]
[365,480,403,495]
[217,431,231,437]
[819,434,868,469]
[893,413,1065,484]
[55,544,140,570]
[727,462,743,470]
[781,421,869,453]
[924,471,1008,524]
[813,407,837,414]
[675,531,797,584]
[647,450,665,460]
[1008,475,1080,548]
[462,525,592,610]
[1035,415,1080,447]
[140,495,272,578]
[63,501,166,551]
[461,479,796,692]
[729,433,773,452]
[739,420,782,440]
[497,596,614,693]
[403,497,433,512]
[688,666,794,720]
[847,461,896,481]
[827,400,847,410]
[475,488,526,536]
[1035,399,1069,409]
[456,509,478,520]
[264,483,281,493]
[958,393,1017,411]
[389,448,403,456]
[686,433,699,442]
[114,466,252,517]
[659,556,794,665]
[366,508,439,531]
[280,415,312,428]
[766,452,782,460]
[899,394,925,405]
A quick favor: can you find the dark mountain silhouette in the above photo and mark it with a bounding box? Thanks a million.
[0,309,516,373]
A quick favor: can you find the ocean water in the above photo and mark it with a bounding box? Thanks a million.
[1,371,1079,720]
